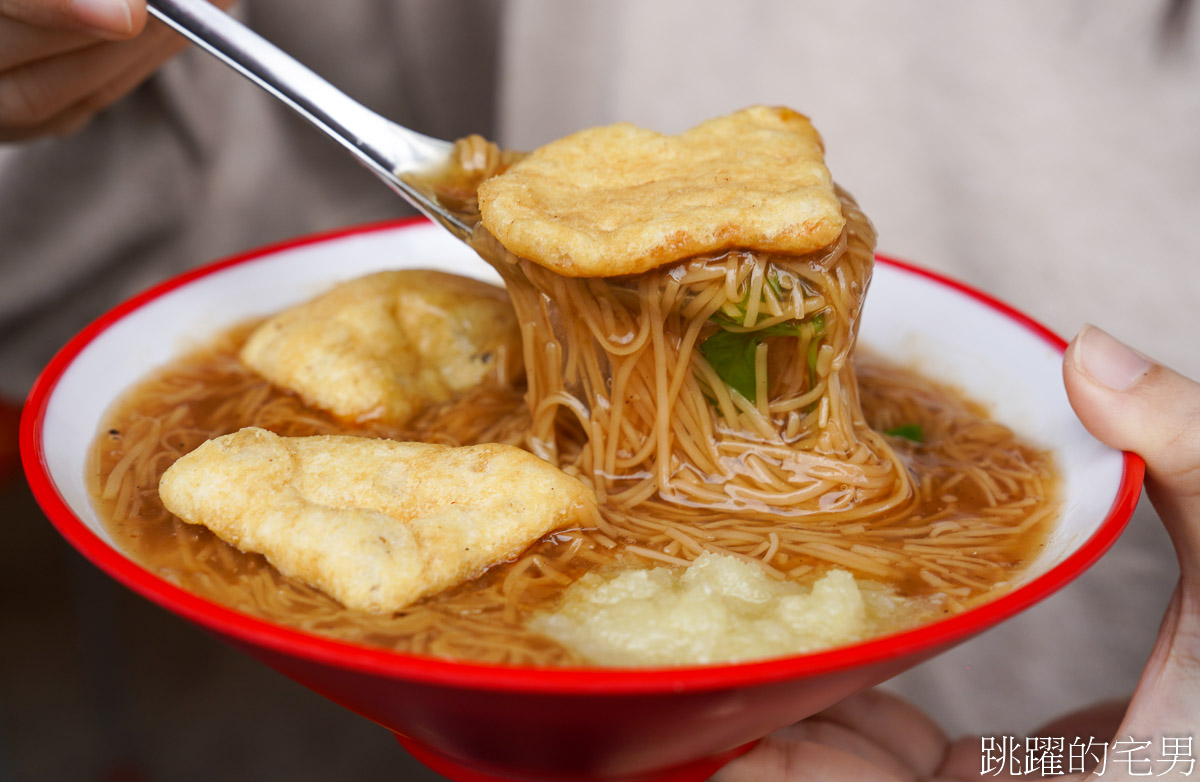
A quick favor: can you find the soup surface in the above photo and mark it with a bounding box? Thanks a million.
[89,319,1057,666]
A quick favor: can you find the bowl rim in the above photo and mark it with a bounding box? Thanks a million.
[20,216,1145,695]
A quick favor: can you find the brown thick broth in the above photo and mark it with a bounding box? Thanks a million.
[89,320,1057,665]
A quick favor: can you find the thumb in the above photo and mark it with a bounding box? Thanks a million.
[70,0,146,38]
[1063,324,1200,572]
[1066,325,1200,745]
[8,0,147,39]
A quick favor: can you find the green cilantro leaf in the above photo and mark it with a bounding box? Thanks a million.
[699,328,760,401]
[699,319,807,402]
[884,424,924,443]
[758,321,804,338]
[699,307,829,405]
[765,271,784,300]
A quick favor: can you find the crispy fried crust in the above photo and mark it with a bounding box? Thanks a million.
[477,106,846,277]
[239,271,522,426]
[158,427,597,613]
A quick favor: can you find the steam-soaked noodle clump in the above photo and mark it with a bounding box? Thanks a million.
[480,192,913,526]
[89,106,1059,667]
[476,106,917,550]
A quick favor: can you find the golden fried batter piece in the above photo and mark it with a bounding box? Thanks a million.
[477,106,846,277]
[240,270,522,425]
[158,427,596,613]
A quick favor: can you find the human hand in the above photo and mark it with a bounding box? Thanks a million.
[1062,325,1199,745]
[0,0,233,141]
[711,688,991,781]
[714,325,1200,780]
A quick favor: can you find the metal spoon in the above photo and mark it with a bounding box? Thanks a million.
[147,0,471,239]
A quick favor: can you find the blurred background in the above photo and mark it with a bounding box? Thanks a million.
[2,0,1197,779]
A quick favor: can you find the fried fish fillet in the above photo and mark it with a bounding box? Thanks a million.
[240,270,523,426]
[158,427,596,613]
[477,106,845,277]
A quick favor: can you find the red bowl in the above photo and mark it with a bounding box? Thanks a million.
[21,218,1142,781]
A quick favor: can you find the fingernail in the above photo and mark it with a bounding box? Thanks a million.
[71,0,134,37]
[1073,324,1152,392]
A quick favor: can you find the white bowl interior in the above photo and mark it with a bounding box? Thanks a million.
[40,223,1123,590]
[859,266,1116,583]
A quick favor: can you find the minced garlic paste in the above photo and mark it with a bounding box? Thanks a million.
[530,553,941,666]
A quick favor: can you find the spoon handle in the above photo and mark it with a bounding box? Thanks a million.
[147,0,466,233]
